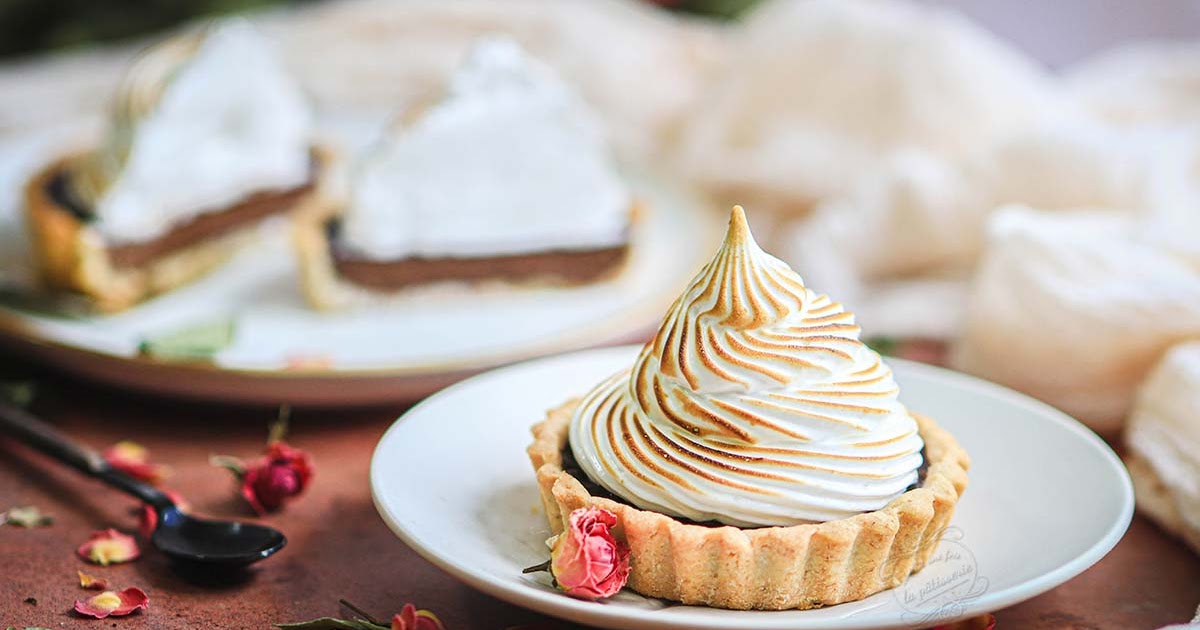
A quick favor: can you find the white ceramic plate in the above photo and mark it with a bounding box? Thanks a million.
[0,125,720,403]
[371,345,1134,630]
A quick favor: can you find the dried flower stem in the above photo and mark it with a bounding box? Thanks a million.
[338,598,385,626]
[521,560,552,574]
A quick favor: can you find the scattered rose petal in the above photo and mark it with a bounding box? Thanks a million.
[2,505,53,528]
[550,507,630,600]
[74,587,148,619]
[77,570,110,590]
[104,441,171,484]
[933,614,997,630]
[239,442,314,515]
[77,529,140,566]
[285,354,333,371]
[137,490,189,538]
[391,604,444,630]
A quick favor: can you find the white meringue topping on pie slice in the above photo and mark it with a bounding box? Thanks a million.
[337,36,630,261]
[76,19,312,245]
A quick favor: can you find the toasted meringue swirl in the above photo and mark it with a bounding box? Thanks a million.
[569,206,924,526]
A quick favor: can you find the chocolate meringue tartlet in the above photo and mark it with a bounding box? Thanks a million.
[295,37,635,309]
[527,206,969,610]
[25,20,330,312]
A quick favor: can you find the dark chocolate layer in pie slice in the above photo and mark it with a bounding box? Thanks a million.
[327,219,629,290]
[48,157,317,269]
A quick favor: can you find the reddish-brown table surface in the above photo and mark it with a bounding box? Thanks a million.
[1,360,1198,630]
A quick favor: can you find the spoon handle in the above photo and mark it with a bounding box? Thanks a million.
[0,399,171,508]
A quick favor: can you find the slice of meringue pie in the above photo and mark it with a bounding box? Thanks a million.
[527,206,969,610]
[24,20,330,312]
[294,36,635,309]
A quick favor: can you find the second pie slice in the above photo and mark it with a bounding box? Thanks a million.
[295,37,636,309]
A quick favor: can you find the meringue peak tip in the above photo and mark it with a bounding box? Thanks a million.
[723,205,755,247]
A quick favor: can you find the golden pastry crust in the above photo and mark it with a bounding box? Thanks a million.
[293,198,641,311]
[527,399,970,610]
[24,145,335,313]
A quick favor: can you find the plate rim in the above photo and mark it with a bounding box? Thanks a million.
[369,345,1135,629]
[0,177,723,403]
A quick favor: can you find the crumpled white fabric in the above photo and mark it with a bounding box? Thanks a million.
[677,0,1057,213]
[1143,130,1200,264]
[1127,341,1200,554]
[1067,42,1200,129]
[778,117,1178,340]
[262,0,722,162]
[972,117,1173,214]
[0,0,721,163]
[950,207,1200,433]
[780,150,982,338]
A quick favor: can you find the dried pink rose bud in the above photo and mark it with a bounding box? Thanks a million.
[550,507,630,600]
[240,442,314,515]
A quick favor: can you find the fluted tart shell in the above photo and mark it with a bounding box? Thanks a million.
[527,398,970,610]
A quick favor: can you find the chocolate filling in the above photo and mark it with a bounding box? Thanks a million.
[48,158,316,269]
[560,438,929,529]
[327,220,629,290]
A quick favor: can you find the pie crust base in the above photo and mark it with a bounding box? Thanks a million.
[24,145,334,313]
[527,398,970,610]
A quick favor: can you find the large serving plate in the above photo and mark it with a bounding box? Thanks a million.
[0,124,720,404]
[371,345,1134,629]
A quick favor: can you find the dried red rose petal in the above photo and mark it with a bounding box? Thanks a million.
[104,441,170,484]
[391,603,445,630]
[933,614,997,630]
[74,587,148,618]
[240,442,314,515]
[77,570,110,590]
[77,529,140,566]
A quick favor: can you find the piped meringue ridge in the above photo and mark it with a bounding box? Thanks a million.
[568,206,924,527]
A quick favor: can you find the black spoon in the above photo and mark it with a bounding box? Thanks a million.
[0,399,286,569]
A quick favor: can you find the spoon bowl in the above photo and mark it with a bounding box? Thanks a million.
[152,506,286,568]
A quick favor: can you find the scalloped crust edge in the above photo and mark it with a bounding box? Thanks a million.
[527,398,970,610]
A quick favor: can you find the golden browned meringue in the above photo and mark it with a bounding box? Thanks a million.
[568,206,924,526]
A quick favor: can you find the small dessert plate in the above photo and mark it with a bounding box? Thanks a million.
[0,127,720,403]
[371,345,1134,630]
